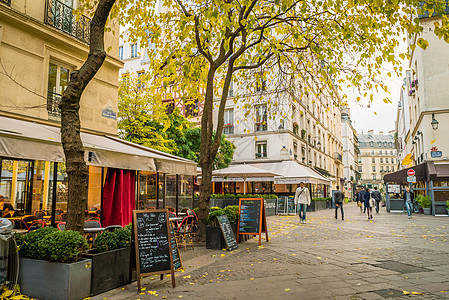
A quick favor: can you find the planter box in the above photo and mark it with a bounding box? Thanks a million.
[307,201,327,212]
[423,208,431,215]
[82,247,130,296]
[19,257,92,300]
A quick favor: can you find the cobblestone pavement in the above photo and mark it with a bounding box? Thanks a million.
[93,203,449,300]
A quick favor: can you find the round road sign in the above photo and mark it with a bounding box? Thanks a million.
[407,169,415,176]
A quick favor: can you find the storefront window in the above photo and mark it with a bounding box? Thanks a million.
[433,181,449,187]
[178,175,193,210]
[47,162,68,220]
[253,182,273,194]
[165,175,177,210]
[88,166,103,213]
[223,182,235,194]
[158,173,164,209]
[137,171,157,210]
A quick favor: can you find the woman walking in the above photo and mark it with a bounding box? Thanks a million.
[363,187,373,220]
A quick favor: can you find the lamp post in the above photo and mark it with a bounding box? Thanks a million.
[431,113,439,130]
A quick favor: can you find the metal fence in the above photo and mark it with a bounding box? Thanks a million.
[44,0,90,44]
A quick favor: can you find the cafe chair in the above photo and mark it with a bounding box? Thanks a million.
[27,221,47,232]
[60,213,68,222]
[55,209,64,216]
[34,210,46,220]
[176,215,195,251]
[187,210,199,232]
[84,220,102,228]
[57,222,66,231]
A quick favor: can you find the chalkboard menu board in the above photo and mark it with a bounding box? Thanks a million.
[217,215,238,251]
[238,199,261,233]
[237,198,269,246]
[287,196,296,214]
[133,210,177,292]
[169,222,182,270]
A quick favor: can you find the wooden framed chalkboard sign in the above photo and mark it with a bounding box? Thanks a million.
[133,209,182,292]
[217,215,238,251]
[236,198,269,246]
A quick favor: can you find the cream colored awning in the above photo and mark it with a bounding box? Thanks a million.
[0,116,196,175]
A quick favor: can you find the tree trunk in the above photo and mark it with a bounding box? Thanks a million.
[197,161,213,243]
[61,0,115,233]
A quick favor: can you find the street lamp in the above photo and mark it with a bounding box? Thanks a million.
[431,113,439,130]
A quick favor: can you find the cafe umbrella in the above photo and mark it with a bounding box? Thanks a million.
[212,164,280,194]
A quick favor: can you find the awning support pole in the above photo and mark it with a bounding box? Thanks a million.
[51,162,58,228]
[175,174,179,215]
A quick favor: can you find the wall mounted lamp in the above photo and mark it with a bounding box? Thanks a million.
[431,113,439,130]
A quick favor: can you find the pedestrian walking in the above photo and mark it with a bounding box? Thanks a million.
[294,182,311,223]
[363,187,373,220]
[402,186,415,219]
[334,186,345,220]
[356,188,364,213]
[372,187,382,213]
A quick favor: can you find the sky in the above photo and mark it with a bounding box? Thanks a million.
[346,38,409,135]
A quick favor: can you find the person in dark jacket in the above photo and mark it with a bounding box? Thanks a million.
[402,186,415,219]
[334,186,345,220]
[363,188,373,220]
[372,187,382,213]
[356,189,364,213]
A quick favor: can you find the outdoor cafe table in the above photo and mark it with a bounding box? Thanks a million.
[84,227,105,245]
[169,217,183,222]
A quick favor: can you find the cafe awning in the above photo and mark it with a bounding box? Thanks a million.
[0,116,196,175]
[250,161,330,185]
[383,161,449,183]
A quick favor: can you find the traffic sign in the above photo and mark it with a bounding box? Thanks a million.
[407,176,416,183]
[407,169,415,176]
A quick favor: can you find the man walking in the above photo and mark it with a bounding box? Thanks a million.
[402,186,415,219]
[356,188,364,213]
[294,182,311,223]
[334,186,345,220]
[372,187,382,213]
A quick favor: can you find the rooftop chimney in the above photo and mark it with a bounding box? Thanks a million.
[379,131,384,135]
[368,129,374,136]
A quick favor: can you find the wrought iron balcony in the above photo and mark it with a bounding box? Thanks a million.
[47,92,61,118]
[333,152,343,162]
[0,0,11,6]
[44,0,90,44]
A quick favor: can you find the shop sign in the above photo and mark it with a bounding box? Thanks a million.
[407,176,416,183]
[102,106,117,120]
[431,151,442,158]
[387,184,400,194]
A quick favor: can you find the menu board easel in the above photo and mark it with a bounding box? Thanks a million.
[132,209,181,292]
[236,198,269,246]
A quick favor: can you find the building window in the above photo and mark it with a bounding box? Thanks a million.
[223,109,234,135]
[385,158,389,163]
[381,166,384,172]
[389,142,393,148]
[378,142,382,147]
[255,105,267,132]
[383,142,387,147]
[373,174,376,180]
[372,166,376,172]
[358,166,362,172]
[390,150,394,155]
[47,61,70,117]
[256,79,266,92]
[293,141,298,160]
[137,71,144,88]
[228,80,234,97]
[372,158,375,163]
[369,141,374,147]
[119,46,123,60]
[371,150,375,155]
[256,141,267,158]
[165,101,174,115]
[392,166,395,172]
[185,100,199,117]
[386,166,390,171]
[131,43,138,58]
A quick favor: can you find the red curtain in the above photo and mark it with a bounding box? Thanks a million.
[102,168,135,227]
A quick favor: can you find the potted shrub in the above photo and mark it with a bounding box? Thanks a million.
[206,206,240,249]
[416,195,431,215]
[17,227,91,300]
[82,224,132,295]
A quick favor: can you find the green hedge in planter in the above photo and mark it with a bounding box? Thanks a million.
[95,225,131,253]
[206,205,240,226]
[17,227,88,263]
[416,195,431,208]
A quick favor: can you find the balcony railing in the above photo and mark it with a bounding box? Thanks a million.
[0,0,11,6]
[47,92,61,117]
[333,152,343,162]
[44,0,90,44]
